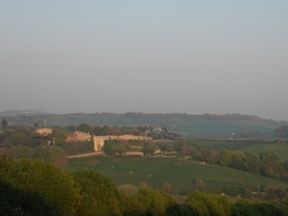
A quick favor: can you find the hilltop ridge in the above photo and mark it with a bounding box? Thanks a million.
[0,109,52,117]
[0,111,284,137]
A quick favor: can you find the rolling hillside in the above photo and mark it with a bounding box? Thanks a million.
[0,111,284,137]
[67,156,288,194]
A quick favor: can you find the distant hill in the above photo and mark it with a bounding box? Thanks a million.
[0,109,51,117]
[0,111,285,137]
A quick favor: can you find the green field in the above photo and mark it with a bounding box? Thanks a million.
[67,156,288,194]
[188,139,288,160]
[189,139,249,150]
[237,143,288,160]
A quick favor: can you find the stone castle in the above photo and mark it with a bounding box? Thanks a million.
[66,131,91,142]
[64,131,151,152]
[93,135,152,151]
[35,128,53,135]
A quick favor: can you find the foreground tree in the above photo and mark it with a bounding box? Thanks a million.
[187,191,232,216]
[72,170,123,216]
[0,156,80,216]
[123,187,173,216]
[231,200,283,216]
[33,146,67,167]
[165,203,195,216]
[0,180,55,216]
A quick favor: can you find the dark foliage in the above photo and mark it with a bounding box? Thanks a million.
[0,181,56,216]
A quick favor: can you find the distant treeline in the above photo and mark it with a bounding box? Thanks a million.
[1,112,283,137]
[196,147,288,181]
[74,123,180,140]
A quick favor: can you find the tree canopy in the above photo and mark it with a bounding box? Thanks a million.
[0,156,80,216]
[72,170,123,216]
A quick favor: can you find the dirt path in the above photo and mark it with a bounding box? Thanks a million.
[67,151,183,158]
[67,152,104,159]
[67,151,145,158]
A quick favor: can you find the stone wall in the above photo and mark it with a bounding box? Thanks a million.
[35,128,53,135]
[93,135,152,152]
[66,131,91,142]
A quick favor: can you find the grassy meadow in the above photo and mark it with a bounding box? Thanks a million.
[238,143,288,160]
[67,156,288,194]
[188,139,288,160]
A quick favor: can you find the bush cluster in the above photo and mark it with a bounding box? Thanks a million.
[1,155,287,216]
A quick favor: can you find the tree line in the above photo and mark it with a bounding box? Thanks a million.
[196,148,288,181]
[156,139,288,182]
[1,155,287,216]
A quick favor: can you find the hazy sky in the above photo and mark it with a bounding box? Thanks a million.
[1,1,288,119]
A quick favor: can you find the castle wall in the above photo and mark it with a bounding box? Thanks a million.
[35,128,53,135]
[66,131,91,142]
[93,135,152,151]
